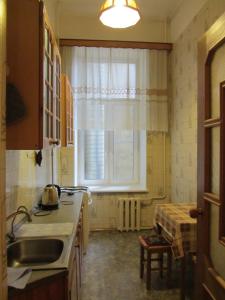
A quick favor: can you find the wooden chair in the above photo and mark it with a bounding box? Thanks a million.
[138,234,172,290]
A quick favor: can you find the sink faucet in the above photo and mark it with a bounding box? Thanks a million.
[6,206,32,243]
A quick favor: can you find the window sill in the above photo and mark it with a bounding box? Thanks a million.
[89,185,148,193]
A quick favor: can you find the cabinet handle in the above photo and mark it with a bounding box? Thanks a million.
[50,140,60,146]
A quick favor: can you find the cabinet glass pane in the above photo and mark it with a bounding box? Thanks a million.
[67,128,69,141]
[50,64,53,86]
[49,40,53,60]
[57,101,60,118]
[56,59,60,75]
[45,57,49,82]
[57,80,59,96]
[44,58,47,82]
[48,39,51,56]
[44,28,48,51]
[45,113,49,138]
[44,83,49,109]
[50,115,53,138]
[50,91,53,112]
[56,120,60,139]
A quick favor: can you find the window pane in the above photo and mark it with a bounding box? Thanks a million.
[84,130,105,180]
[113,131,137,181]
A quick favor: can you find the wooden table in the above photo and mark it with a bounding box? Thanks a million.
[153,203,197,300]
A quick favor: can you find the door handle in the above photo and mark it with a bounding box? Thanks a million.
[189,208,203,219]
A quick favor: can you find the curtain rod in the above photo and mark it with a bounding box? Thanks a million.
[59,39,172,51]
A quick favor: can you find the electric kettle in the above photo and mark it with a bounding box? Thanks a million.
[40,184,61,210]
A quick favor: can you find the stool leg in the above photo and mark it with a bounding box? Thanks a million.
[140,245,144,279]
[180,256,186,300]
[146,251,151,290]
[167,252,172,288]
[159,253,164,278]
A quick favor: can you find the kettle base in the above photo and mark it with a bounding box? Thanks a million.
[39,203,59,211]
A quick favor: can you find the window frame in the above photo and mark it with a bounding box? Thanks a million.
[75,129,147,192]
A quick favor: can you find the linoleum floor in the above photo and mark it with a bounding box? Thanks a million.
[81,231,190,300]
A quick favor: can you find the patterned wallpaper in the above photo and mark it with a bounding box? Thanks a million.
[170,0,225,203]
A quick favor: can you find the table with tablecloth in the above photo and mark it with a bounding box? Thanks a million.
[153,203,197,258]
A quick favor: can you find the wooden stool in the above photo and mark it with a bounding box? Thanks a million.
[139,234,172,290]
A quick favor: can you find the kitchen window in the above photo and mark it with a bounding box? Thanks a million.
[72,47,148,192]
[61,46,168,192]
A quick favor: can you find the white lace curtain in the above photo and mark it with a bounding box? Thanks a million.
[61,46,168,132]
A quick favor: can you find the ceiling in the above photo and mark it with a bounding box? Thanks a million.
[58,0,184,21]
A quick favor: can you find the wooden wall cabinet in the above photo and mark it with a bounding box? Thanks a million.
[61,74,74,147]
[7,0,61,149]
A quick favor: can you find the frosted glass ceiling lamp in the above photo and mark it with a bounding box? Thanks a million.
[99,0,140,29]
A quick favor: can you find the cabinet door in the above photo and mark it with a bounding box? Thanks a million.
[6,0,42,149]
[9,272,67,300]
[6,1,61,149]
[53,48,61,145]
[61,74,74,147]
[43,20,54,146]
[43,10,61,147]
[75,245,81,300]
[70,254,78,300]
[68,242,80,300]
[67,83,74,145]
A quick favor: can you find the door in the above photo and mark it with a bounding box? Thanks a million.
[197,12,225,300]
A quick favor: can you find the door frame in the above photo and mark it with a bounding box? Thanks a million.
[0,0,7,299]
[197,11,225,300]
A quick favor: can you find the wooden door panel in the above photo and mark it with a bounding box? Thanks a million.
[209,205,225,278]
[203,256,225,300]
[209,126,220,195]
[197,11,225,300]
[210,45,225,119]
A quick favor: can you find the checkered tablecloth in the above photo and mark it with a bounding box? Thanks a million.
[153,203,197,258]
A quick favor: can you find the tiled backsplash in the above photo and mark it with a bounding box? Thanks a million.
[5,149,60,216]
[58,147,75,186]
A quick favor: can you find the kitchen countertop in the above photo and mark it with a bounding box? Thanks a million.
[8,192,84,296]
[31,192,83,225]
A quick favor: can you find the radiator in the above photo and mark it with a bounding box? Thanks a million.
[117,198,141,231]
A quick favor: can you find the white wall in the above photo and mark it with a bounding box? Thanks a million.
[44,0,60,38]
[58,11,169,42]
[170,0,207,42]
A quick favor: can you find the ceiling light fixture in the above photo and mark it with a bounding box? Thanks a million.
[99,0,140,29]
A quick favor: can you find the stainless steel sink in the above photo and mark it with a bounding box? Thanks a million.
[7,238,64,268]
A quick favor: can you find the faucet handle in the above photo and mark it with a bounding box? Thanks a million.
[17,205,29,213]
[16,206,32,222]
